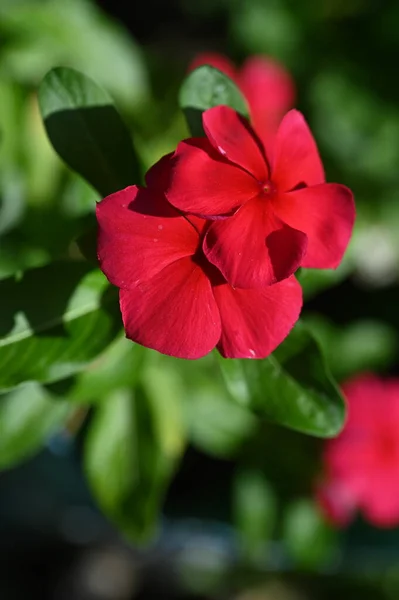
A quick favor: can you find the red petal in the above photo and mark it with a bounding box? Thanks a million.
[188,53,237,82]
[202,105,268,180]
[96,186,199,290]
[239,56,295,151]
[203,197,307,288]
[165,138,259,216]
[145,154,210,235]
[316,480,357,528]
[274,184,355,269]
[145,152,174,190]
[239,56,295,120]
[214,276,302,358]
[272,110,325,191]
[361,480,399,527]
[119,257,221,359]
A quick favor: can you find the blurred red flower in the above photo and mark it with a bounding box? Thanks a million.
[189,53,295,149]
[318,374,399,528]
[96,170,302,360]
[163,105,355,289]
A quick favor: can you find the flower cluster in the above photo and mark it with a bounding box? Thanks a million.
[96,59,355,360]
[317,374,399,528]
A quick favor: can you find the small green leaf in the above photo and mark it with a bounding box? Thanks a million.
[283,499,336,568]
[179,65,249,136]
[0,381,71,469]
[233,469,277,562]
[0,261,119,389]
[38,67,141,196]
[85,382,184,542]
[219,322,346,438]
[142,359,186,461]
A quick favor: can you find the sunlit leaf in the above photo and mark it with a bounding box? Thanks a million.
[69,336,144,405]
[219,322,346,437]
[0,261,119,389]
[0,381,71,469]
[179,65,249,136]
[85,381,184,542]
[0,0,149,108]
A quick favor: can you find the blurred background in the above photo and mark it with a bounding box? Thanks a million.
[2,0,399,598]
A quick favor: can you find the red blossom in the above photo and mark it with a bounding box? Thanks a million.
[162,105,355,289]
[189,53,295,148]
[96,182,302,360]
[317,374,399,528]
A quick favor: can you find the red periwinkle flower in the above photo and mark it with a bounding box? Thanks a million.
[161,105,355,289]
[317,374,399,528]
[96,169,302,360]
[189,53,295,148]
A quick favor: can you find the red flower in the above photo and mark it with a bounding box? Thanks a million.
[96,175,302,360]
[189,53,295,149]
[317,374,399,528]
[161,105,355,289]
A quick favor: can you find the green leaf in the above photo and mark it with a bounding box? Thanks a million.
[186,382,257,458]
[70,336,144,405]
[0,171,25,236]
[233,469,277,562]
[85,383,183,542]
[0,261,119,389]
[38,67,141,196]
[179,65,249,137]
[283,499,336,568]
[141,358,186,461]
[0,0,149,109]
[219,322,346,438]
[0,381,71,469]
[304,315,397,381]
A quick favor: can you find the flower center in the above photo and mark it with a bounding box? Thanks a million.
[260,180,276,196]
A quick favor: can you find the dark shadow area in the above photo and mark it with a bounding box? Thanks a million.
[43,105,143,197]
[0,261,94,338]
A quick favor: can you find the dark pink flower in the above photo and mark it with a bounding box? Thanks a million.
[162,105,355,289]
[96,179,302,360]
[317,374,399,528]
[189,53,295,148]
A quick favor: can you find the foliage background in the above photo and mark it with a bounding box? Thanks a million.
[1,0,399,598]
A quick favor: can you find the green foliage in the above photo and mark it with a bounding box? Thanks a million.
[185,381,257,458]
[69,336,144,405]
[0,261,120,390]
[219,323,346,437]
[0,0,149,108]
[233,469,277,562]
[84,374,185,541]
[0,381,71,469]
[304,316,397,381]
[39,67,141,196]
[283,499,336,568]
[2,0,397,564]
[179,65,249,136]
